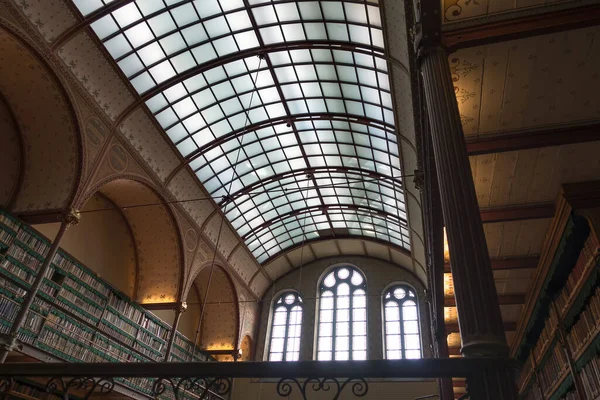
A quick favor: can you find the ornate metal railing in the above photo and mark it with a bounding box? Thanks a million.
[0,359,510,400]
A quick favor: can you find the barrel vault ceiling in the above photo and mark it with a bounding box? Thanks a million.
[2,0,426,298]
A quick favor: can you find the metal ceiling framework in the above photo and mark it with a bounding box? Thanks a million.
[72,0,411,264]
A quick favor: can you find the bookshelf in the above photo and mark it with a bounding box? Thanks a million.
[0,209,214,399]
[518,217,600,400]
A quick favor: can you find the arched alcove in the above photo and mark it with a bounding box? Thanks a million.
[33,193,137,297]
[193,264,239,359]
[76,177,185,304]
[0,25,82,213]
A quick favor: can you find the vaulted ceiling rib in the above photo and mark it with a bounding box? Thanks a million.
[71,0,410,264]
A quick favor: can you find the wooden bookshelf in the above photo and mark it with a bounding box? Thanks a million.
[517,219,600,399]
[0,209,214,399]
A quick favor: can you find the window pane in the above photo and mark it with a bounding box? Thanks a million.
[318,267,367,361]
[386,335,401,350]
[320,309,333,323]
[403,303,418,320]
[319,337,332,351]
[405,334,420,350]
[353,336,367,350]
[404,320,419,334]
[270,292,303,361]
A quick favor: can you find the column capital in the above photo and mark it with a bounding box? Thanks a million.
[178,302,188,314]
[63,209,81,227]
[413,169,425,191]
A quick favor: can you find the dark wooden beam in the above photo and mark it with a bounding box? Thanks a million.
[480,203,555,224]
[443,4,600,51]
[0,359,517,379]
[466,123,600,156]
[444,256,538,272]
[446,321,517,333]
[139,302,179,311]
[444,294,525,307]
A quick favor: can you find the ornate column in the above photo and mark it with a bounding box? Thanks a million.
[164,302,187,362]
[419,112,455,400]
[410,1,518,398]
[0,210,80,363]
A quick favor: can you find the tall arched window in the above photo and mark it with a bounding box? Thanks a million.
[383,285,421,359]
[317,266,367,361]
[268,291,303,361]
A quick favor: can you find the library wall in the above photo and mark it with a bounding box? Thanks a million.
[33,194,136,298]
[254,256,431,362]
[0,93,20,207]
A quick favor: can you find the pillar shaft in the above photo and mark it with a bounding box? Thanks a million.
[420,45,507,357]
[0,210,79,363]
[164,304,186,362]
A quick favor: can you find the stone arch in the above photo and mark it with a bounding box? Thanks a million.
[79,176,185,304]
[0,23,83,213]
[193,263,240,358]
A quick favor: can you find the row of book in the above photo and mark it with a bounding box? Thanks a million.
[55,294,99,325]
[538,343,569,394]
[57,286,104,320]
[0,213,18,232]
[108,294,143,324]
[555,234,599,313]
[579,353,600,399]
[46,310,94,343]
[104,308,138,337]
[98,320,135,347]
[531,306,559,362]
[0,229,13,247]
[63,276,106,306]
[140,313,170,340]
[15,229,49,258]
[138,328,165,352]
[1,258,35,285]
[37,327,107,363]
[565,285,600,356]
[9,381,62,400]
[69,266,111,297]
[7,245,41,271]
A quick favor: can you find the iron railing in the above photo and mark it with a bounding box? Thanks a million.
[0,359,508,400]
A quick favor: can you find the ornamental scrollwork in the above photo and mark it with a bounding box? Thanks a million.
[276,377,368,400]
[153,377,232,400]
[0,377,14,400]
[45,377,115,399]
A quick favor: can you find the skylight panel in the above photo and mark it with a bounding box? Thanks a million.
[73,0,411,262]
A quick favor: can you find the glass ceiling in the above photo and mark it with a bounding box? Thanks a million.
[73,0,411,264]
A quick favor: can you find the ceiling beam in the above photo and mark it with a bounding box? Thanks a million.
[444,256,538,272]
[466,122,600,156]
[446,321,517,333]
[443,4,600,51]
[444,294,526,307]
[480,203,555,224]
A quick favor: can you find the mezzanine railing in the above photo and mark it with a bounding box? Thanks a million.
[0,358,519,400]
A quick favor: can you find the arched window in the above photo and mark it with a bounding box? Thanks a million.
[383,285,421,359]
[317,266,367,361]
[268,291,303,361]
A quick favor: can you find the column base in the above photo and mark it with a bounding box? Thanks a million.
[461,337,509,358]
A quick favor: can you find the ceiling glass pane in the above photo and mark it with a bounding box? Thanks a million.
[73,0,410,264]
